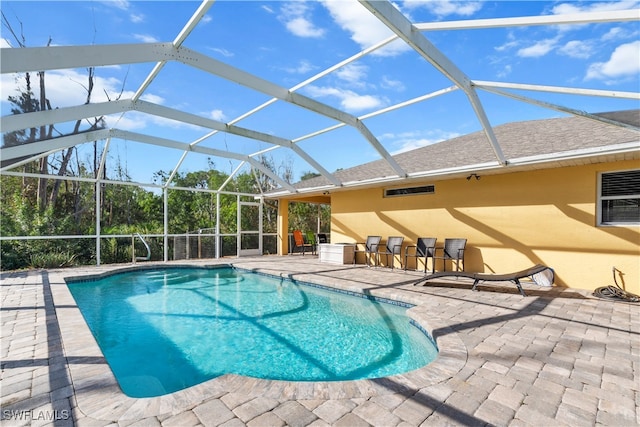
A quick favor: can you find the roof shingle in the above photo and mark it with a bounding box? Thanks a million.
[288,110,639,192]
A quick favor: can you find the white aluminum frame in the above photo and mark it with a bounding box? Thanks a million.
[2,1,638,194]
[1,1,639,264]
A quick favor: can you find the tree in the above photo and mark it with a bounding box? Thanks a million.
[50,66,106,208]
[300,171,321,181]
[2,14,106,213]
[289,171,330,234]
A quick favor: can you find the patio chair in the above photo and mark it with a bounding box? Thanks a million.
[305,231,317,255]
[414,264,554,297]
[317,233,328,243]
[291,230,313,255]
[353,235,382,267]
[433,238,466,271]
[404,237,437,273]
[378,236,404,269]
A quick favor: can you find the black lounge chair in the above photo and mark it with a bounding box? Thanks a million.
[433,238,466,271]
[378,236,404,269]
[404,237,437,273]
[353,235,382,267]
[414,264,554,297]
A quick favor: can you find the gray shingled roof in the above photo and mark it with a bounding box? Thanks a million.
[283,110,639,194]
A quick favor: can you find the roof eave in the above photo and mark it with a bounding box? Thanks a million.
[266,142,640,199]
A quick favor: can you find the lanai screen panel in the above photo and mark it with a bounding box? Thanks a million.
[1,1,638,193]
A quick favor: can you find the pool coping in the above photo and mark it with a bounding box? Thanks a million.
[54,262,467,422]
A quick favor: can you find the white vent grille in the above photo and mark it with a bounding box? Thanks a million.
[384,185,435,197]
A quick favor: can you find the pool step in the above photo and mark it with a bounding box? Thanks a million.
[143,271,204,285]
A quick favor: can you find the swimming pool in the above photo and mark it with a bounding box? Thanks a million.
[67,266,438,398]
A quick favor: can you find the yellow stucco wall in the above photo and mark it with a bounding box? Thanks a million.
[329,160,639,293]
[278,199,289,255]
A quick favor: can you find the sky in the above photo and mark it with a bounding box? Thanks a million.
[1,0,639,188]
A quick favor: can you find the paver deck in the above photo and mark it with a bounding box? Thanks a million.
[1,256,638,426]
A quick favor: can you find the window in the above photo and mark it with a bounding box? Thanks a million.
[599,169,640,225]
[384,185,435,197]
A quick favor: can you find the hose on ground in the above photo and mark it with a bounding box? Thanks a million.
[593,267,639,303]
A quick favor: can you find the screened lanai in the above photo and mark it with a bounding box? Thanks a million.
[1,0,639,266]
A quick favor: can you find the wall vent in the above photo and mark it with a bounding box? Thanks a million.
[384,185,435,197]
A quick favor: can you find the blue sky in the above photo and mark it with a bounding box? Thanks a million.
[1,1,639,187]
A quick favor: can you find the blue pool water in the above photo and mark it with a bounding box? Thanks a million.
[67,267,438,397]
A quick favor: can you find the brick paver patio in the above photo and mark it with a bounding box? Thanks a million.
[1,257,638,426]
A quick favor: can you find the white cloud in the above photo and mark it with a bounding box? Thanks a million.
[1,73,23,111]
[550,2,640,33]
[1,38,12,48]
[341,93,382,111]
[558,40,594,59]
[383,129,460,154]
[506,2,639,62]
[101,0,130,11]
[209,109,226,121]
[284,60,317,74]
[602,26,640,41]
[586,40,640,80]
[305,85,347,100]
[133,34,158,43]
[33,69,127,106]
[305,85,384,112]
[109,110,203,132]
[0,69,167,131]
[104,112,146,131]
[552,1,640,14]
[495,39,519,52]
[403,0,483,17]
[602,27,624,41]
[139,93,165,105]
[497,64,512,79]
[335,63,368,84]
[517,38,559,58]
[130,13,144,24]
[380,76,405,92]
[210,47,234,58]
[280,2,325,38]
[391,138,437,154]
[494,32,520,53]
[321,0,409,56]
[286,17,325,38]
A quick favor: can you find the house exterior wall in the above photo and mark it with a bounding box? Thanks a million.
[328,160,639,294]
[278,199,289,255]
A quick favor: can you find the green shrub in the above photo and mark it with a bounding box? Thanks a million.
[101,237,133,264]
[0,241,30,271]
[29,251,77,269]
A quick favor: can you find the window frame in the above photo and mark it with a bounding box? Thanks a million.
[597,169,640,227]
